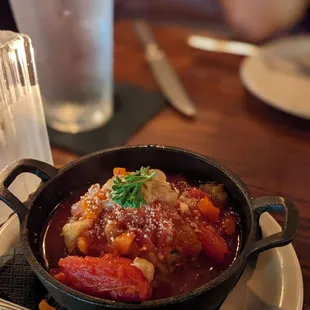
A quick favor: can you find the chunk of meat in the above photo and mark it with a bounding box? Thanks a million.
[200,183,228,208]
[141,169,178,206]
[55,254,152,302]
[176,224,202,256]
[178,187,206,209]
[149,169,166,181]
[104,221,123,242]
[198,224,229,262]
[222,215,237,235]
[62,220,91,253]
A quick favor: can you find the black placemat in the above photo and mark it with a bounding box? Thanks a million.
[0,247,54,310]
[48,83,166,156]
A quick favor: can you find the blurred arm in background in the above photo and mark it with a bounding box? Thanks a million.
[1,0,307,42]
[220,0,309,41]
[115,0,309,41]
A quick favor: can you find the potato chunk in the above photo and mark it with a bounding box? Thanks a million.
[132,257,155,283]
[62,220,91,253]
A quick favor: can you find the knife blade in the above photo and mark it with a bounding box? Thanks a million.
[133,21,196,117]
[187,35,258,56]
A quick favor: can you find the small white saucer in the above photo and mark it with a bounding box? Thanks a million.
[0,213,303,309]
[240,35,310,119]
[221,213,303,310]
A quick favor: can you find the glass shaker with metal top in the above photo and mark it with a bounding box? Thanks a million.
[0,31,53,225]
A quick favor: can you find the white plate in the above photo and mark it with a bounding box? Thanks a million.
[0,214,20,256]
[0,213,303,309]
[240,35,310,119]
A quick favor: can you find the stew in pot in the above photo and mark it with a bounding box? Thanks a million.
[41,167,241,303]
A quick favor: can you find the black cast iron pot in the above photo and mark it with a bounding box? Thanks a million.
[0,145,299,310]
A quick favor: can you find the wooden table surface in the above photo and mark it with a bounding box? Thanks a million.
[52,21,310,309]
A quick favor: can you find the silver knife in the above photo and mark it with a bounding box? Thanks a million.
[133,21,196,117]
[188,35,310,75]
[187,35,258,56]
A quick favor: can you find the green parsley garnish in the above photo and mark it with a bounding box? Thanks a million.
[111,166,156,208]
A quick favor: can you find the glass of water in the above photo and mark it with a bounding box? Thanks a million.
[0,31,53,224]
[10,0,114,133]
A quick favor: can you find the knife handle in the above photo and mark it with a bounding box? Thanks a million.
[133,20,156,47]
[146,44,164,62]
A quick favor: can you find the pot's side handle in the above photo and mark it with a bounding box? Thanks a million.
[0,159,58,222]
[244,196,299,258]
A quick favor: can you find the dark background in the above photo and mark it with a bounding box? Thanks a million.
[0,0,17,31]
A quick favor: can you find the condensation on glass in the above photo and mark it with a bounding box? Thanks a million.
[10,0,114,133]
[0,31,53,224]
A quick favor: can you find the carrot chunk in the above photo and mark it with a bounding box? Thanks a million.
[77,237,88,254]
[39,300,56,310]
[113,167,127,176]
[82,199,103,220]
[54,272,66,282]
[112,232,136,255]
[197,196,220,221]
[95,191,106,200]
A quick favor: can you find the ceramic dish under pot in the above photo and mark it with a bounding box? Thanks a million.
[0,145,299,310]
